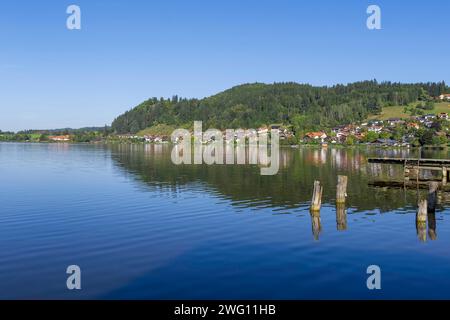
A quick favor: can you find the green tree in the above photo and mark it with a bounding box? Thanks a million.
[419,130,434,146]
[363,131,379,143]
[345,136,355,146]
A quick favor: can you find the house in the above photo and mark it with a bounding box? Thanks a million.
[368,120,383,126]
[257,127,268,135]
[417,114,436,126]
[406,122,420,130]
[368,126,383,133]
[144,135,153,142]
[332,124,363,143]
[305,132,327,143]
[335,131,349,143]
[48,135,71,141]
[117,134,141,139]
[354,132,366,141]
[439,94,450,101]
[267,125,282,134]
[387,118,404,126]
[332,125,346,134]
[376,138,397,146]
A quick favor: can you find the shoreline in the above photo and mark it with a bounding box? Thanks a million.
[1,140,448,150]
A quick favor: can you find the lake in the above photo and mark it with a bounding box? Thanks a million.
[1,142,449,299]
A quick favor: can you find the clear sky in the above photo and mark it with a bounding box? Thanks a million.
[1,0,449,132]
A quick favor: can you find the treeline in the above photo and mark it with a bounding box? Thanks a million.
[17,126,111,135]
[0,127,112,143]
[111,80,448,133]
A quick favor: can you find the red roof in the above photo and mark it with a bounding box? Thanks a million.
[306,132,326,138]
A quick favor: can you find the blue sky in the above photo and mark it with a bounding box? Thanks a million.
[0,0,449,131]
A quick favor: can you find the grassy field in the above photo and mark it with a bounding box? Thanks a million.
[368,102,450,121]
[434,102,450,114]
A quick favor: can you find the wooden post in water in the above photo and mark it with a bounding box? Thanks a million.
[310,180,323,212]
[416,199,428,242]
[417,199,427,223]
[336,175,348,204]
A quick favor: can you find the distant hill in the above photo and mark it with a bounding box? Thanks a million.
[111,80,448,134]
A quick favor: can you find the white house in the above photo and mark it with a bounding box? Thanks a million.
[368,126,383,133]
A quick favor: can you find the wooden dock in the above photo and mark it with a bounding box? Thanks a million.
[368,157,450,185]
[368,157,450,167]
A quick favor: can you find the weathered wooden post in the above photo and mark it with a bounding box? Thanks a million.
[417,199,427,223]
[336,175,348,204]
[310,180,323,212]
[336,203,347,231]
[416,199,428,242]
[310,180,323,240]
[442,167,448,185]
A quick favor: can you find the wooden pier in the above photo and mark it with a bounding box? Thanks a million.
[368,157,450,185]
[368,157,450,166]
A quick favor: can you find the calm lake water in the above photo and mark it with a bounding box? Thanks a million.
[1,142,450,299]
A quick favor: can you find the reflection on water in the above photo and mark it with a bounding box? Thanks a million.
[112,144,450,210]
[110,144,450,241]
[310,211,322,241]
[336,204,347,231]
[0,142,450,299]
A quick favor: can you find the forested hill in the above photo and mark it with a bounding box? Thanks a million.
[111,81,448,133]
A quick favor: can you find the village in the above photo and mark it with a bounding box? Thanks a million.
[303,111,450,147]
[112,110,450,147]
